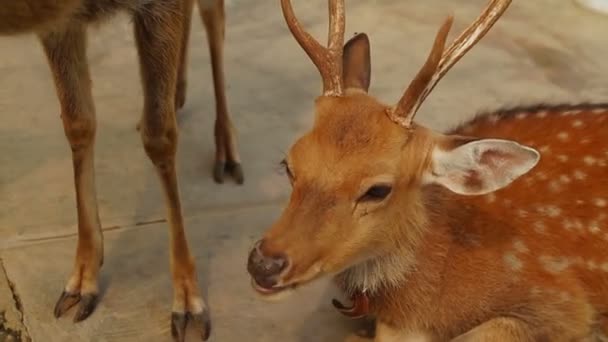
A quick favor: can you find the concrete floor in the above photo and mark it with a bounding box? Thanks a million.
[1,0,608,341]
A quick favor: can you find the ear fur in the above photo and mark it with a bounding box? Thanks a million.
[424,137,540,195]
[343,33,371,92]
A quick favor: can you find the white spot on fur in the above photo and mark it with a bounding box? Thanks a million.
[572,119,584,128]
[589,221,601,234]
[536,111,548,118]
[602,263,608,272]
[599,159,607,167]
[517,209,528,218]
[587,260,598,270]
[581,138,591,145]
[513,240,529,253]
[504,253,523,271]
[594,198,607,208]
[516,113,527,120]
[562,219,583,231]
[548,180,562,193]
[534,221,547,234]
[559,175,571,184]
[573,170,587,180]
[539,145,551,154]
[576,199,585,205]
[592,108,606,114]
[539,255,572,274]
[538,205,561,218]
[584,156,597,166]
[503,199,513,207]
[537,172,548,181]
[557,132,569,141]
[557,154,569,162]
[485,193,496,203]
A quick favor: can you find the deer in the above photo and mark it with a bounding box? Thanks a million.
[1,0,243,340]
[247,0,608,340]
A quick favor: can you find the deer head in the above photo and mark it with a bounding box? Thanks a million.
[247,0,539,298]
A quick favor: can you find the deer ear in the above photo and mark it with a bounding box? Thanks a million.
[423,137,540,195]
[343,33,371,92]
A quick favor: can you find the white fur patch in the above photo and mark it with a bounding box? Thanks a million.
[336,253,410,295]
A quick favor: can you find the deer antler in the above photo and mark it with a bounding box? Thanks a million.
[280,0,346,96]
[388,0,512,128]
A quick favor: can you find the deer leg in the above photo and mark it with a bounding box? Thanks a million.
[450,317,537,342]
[134,2,210,341]
[199,0,243,184]
[40,24,104,323]
[175,0,194,110]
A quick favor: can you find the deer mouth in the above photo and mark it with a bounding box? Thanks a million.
[250,277,298,296]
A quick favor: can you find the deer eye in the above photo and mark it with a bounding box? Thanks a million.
[280,159,294,182]
[359,184,392,202]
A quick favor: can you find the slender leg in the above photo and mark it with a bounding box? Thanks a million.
[175,0,194,110]
[199,0,243,184]
[40,24,104,323]
[134,2,210,341]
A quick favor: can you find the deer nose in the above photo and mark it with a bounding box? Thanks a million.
[247,240,289,288]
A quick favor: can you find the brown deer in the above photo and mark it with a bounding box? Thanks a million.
[1,0,242,340]
[247,0,608,340]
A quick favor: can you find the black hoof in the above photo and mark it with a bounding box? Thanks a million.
[171,312,188,342]
[213,160,244,185]
[53,291,80,318]
[73,293,98,323]
[190,311,211,341]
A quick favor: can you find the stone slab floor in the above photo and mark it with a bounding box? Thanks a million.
[1,0,608,341]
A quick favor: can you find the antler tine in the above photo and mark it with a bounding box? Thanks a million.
[280,0,345,96]
[390,0,512,128]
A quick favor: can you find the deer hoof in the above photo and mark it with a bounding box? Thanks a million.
[213,160,244,185]
[190,311,212,341]
[53,291,80,318]
[73,293,99,322]
[171,310,211,342]
[54,291,99,322]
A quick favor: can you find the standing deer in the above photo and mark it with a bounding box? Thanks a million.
[1,0,242,340]
[247,0,608,340]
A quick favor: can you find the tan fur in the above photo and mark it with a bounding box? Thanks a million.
[249,1,608,341]
[1,0,239,338]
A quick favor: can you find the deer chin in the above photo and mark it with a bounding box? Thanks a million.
[250,278,297,302]
[250,261,325,301]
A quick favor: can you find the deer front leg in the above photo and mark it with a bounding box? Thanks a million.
[39,24,104,322]
[450,317,536,342]
[134,2,210,341]
[199,0,243,184]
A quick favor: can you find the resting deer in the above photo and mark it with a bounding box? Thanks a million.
[247,0,608,340]
[1,0,242,340]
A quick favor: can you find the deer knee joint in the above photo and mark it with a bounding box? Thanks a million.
[63,116,96,152]
[140,121,178,168]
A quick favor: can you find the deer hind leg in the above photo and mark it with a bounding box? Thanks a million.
[175,0,194,110]
[40,24,104,322]
[450,314,592,342]
[134,2,210,341]
[450,318,536,342]
[199,0,243,184]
